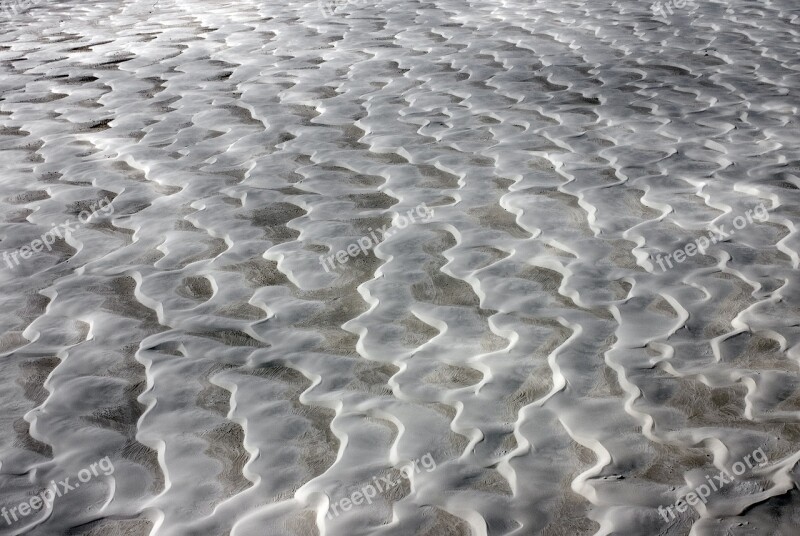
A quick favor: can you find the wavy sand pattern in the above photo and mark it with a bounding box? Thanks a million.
[1,0,800,534]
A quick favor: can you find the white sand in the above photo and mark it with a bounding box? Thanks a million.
[0,0,799,534]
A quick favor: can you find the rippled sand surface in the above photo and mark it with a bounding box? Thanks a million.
[1,0,800,534]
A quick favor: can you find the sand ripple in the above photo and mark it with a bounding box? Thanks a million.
[1,0,800,534]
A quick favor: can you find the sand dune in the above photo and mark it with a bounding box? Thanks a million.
[1,0,800,534]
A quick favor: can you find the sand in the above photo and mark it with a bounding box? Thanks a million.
[1,0,800,534]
